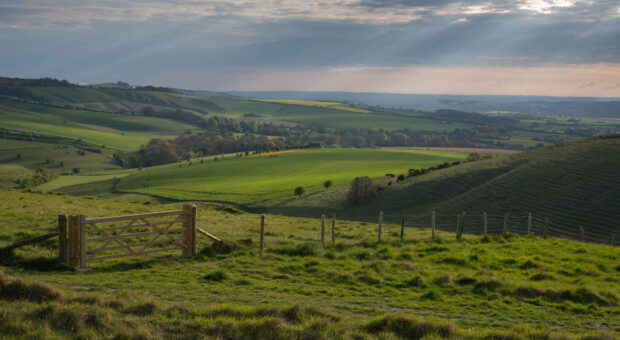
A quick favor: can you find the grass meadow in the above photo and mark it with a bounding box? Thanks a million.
[0,189,618,339]
[111,148,468,203]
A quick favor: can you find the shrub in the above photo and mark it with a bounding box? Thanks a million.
[323,180,333,189]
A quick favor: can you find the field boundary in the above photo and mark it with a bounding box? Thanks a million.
[380,146,522,154]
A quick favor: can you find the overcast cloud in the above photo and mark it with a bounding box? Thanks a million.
[0,0,618,96]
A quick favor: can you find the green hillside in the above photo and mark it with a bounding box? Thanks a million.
[271,135,620,244]
[0,190,618,339]
[58,148,468,203]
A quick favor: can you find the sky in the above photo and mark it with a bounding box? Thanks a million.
[0,0,619,97]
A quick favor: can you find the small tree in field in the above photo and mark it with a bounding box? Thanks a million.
[294,186,305,198]
[323,180,333,189]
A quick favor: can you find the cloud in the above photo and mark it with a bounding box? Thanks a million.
[0,0,618,97]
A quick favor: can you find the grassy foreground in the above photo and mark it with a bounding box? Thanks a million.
[0,190,618,339]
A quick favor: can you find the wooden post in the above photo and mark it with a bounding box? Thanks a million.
[58,214,67,264]
[543,217,549,238]
[67,214,78,267]
[455,213,461,239]
[79,215,87,269]
[483,212,488,236]
[321,214,325,246]
[400,214,405,240]
[503,213,509,235]
[182,204,193,256]
[527,212,532,234]
[260,214,265,253]
[579,226,585,242]
[377,211,383,242]
[331,214,336,245]
[457,211,466,239]
[431,209,436,239]
[191,205,197,256]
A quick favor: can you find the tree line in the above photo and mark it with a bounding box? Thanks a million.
[113,118,514,167]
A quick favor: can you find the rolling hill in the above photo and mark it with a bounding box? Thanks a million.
[267,134,620,244]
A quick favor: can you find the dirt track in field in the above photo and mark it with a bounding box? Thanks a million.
[380,147,522,154]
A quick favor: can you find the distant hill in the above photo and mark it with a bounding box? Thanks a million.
[230,91,620,117]
[268,134,620,244]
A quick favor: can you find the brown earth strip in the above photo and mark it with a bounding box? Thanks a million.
[380,147,522,154]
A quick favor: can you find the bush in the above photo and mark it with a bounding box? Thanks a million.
[323,180,333,189]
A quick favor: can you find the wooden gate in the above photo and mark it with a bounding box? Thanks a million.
[62,204,196,269]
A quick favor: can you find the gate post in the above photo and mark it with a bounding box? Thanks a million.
[191,205,197,256]
[79,214,87,269]
[67,214,79,267]
[182,204,196,256]
[58,214,68,264]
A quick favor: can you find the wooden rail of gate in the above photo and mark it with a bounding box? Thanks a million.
[61,204,197,269]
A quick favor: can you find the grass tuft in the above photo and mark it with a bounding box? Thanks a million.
[0,272,63,302]
[364,314,456,339]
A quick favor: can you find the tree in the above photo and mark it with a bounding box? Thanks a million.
[72,168,80,174]
[294,186,305,198]
[347,176,377,205]
[323,180,333,189]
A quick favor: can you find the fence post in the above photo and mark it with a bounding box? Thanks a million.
[483,212,488,236]
[400,214,405,240]
[79,215,87,269]
[260,214,265,253]
[331,214,336,245]
[527,212,532,234]
[377,211,383,242]
[457,211,466,239]
[503,213,509,235]
[579,226,585,242]
[431,209,436,239]
[58,214,67,264]
[456,213,460,237]
[321,214,325,246]
[544,217,549,238]
[191,205,197,256]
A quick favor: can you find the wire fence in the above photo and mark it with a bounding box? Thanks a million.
[245,210,617,247]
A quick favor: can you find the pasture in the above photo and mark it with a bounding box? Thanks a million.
[111,148,468,203]
[0,190,618,339]
[0,99,190,151]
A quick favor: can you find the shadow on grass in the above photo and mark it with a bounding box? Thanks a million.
[0,252,74,272]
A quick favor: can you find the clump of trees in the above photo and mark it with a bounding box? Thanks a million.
[347,176,378,205]
[16,168,58,189]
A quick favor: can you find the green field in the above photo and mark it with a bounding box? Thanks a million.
[273,135,620,244]
[0,100,189,151]
[107,148,468,203]
[0,190,618,339]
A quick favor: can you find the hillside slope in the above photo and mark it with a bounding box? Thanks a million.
[0,190,618,338]
[268,134,620,243]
